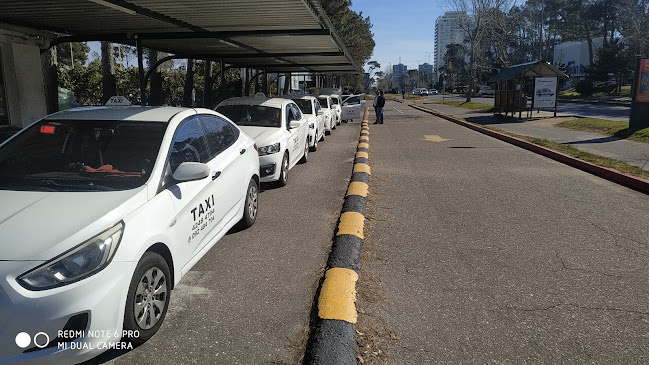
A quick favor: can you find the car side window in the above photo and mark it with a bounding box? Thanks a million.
[199,115,240,158]
[314,99,321,113]
[285,105,293,130]
[290,104,302,120]
[343,96,360,106]
[168,117,210,172]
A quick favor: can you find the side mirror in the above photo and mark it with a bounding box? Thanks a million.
[173,162,210,182]
[289,120,302,129]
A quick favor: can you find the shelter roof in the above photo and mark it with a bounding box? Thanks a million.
[490,61,568,82]
[0,0,361,73]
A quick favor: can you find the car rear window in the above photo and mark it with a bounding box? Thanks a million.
[217,104,281,128]
[292,99,313,115]
[0,119,167,191]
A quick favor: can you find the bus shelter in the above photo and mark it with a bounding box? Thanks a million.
[490,61,568,119]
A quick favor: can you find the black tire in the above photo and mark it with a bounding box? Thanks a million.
[276,152,289,187]
[319,132,325,142]
[325,129,331,136]
[299,140,309,163]
[310,132,318,152]
[124,252,171,345]
[239,178,258,228]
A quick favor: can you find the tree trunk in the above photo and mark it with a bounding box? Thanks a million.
[183,59,195,107]
[101,42,116,104]
[41,46,58,113]
[148,49,162,106]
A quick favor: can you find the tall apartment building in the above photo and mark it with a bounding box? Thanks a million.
[392,63,408,79]
[434,11,468,72]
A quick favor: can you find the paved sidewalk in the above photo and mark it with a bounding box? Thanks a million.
[411,101,649,172]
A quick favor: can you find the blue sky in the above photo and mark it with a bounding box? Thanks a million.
[349,0,446,73]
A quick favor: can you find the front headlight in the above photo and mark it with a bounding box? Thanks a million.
[258,142,281,156]
[17,222,124,290]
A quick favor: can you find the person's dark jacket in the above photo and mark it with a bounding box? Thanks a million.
[376,94,386,108]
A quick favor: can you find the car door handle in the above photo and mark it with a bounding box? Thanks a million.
[212,171,221,180]
[239,148,246,155]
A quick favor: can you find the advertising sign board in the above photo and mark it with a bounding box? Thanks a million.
[534,77,557,109]
[636,58,649,103]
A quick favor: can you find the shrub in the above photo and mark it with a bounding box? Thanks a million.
[575,79,594,96]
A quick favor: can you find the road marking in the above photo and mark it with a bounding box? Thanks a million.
[392,106,404,114]
[318,268,358,323]
[353,163,371,175]
[346,181,369,197]
[423,134,450,142]
[337,211,365,238]
[355,151,369,159]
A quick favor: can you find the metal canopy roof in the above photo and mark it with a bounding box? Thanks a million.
[490,61,569,82]
[0,0,361,74]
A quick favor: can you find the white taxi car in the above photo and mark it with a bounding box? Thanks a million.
[216,96,309,187]
[316,95,336,135]
[284,95,325,152]
[0,98,260,364]
[329,94,343,124]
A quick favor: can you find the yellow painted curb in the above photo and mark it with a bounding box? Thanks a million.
[361,128,369,133]
[337,211,364,238]
[355,151,369,159]
[359,136,369,142]
[318,268,358,323]
[358,142,369,149]
[346,181,369,197]
[353,163,371,175]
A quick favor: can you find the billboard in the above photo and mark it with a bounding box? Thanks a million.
[534,77,558,109]
[636,58,649,103]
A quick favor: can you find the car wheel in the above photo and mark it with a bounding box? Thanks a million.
[123,252,171,345]
[239,178,258,228]
[320,132,325,141]
[310,132,318,152]
[300,140,309,163]
[276,152,289,187]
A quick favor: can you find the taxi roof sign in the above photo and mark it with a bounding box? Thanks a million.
[105,96,132,106]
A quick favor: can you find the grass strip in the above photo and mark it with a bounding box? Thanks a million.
[433,100,493,111]
[556,118,649,144]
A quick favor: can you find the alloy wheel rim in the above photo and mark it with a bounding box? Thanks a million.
[133,267,167,330]
[248,184,258,220]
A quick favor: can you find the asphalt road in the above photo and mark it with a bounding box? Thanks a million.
[424,95,631,121]
[86,120,362,365]
[358,101,649,364]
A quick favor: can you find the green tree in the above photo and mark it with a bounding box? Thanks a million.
[56,42,90,68]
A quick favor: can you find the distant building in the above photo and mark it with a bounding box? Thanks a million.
[393,63,408,79]
[553,37,605,80]
[434,11,469,72]
[418,63,433,75]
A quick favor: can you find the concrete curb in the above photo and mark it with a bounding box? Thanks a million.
[403,101,649,195]
[305,109,371,365]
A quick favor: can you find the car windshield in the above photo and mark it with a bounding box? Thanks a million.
[0,119,166,191]
[293,99,313,115]
[217,105,281,128]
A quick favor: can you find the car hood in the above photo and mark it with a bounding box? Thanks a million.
[239,126,284,147]
[0,188,146,260]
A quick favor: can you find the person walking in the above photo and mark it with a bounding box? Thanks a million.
[374,90,385,124]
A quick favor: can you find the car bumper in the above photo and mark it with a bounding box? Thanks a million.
[258,153,283,182]
[0,260,136,365]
